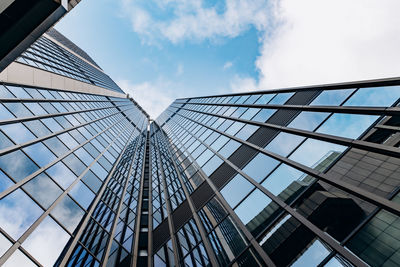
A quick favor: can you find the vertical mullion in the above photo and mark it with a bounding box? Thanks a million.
[155,122,219,266]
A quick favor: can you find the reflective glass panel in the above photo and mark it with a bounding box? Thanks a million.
[22,216,70,267]
[242,153,279,183]
[221,174,254,208]
[345,86,400,107]
[0,189,42,239]
[317,114,378,139]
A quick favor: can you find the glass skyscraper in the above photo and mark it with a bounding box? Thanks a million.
[1,8,400,267]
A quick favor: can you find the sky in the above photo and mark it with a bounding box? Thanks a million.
[55,0,400,118]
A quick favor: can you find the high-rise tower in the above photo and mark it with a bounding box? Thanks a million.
[1,5,400,267]
[0,0,82,73]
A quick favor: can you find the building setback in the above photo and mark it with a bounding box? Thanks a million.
[0,10,400,267]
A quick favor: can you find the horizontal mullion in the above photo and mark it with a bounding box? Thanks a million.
[0,114,129,200]
[0,118,130,266]
[20,55,88,81]
[176,112,400,218]
[0,103,132,126]
[167,117,368,267]
[176,106,400,159]
[58,126,138,266]
[0,98,125,103]
[175,102,400,117]
[0,106,134,157]
[159,121,277,266]
[374,124,400,131]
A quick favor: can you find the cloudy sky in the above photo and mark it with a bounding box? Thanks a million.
[56,0,400,118]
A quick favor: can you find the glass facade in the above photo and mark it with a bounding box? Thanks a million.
[151,84,400,267]
[1,19,400,267]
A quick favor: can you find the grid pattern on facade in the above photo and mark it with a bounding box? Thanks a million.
[150,82,400,267]
[15,33,124,94]
[0,82,148,267]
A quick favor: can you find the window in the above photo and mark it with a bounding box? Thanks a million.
[234,189,272,227]
[262,164,310,201]
[50,195,84,233]
[22,216,70,267]
[221,174,254,208]
[0,151,39,182]
[265,132,305,157]
[23,142,56,167]
[242,153,279,183]
[317,114,379,139]
[0,189,43,239]
[289,139,346,169]
[219,139,240,158]
[1,123,35,144]
[23,173,62,209]
[288,111,329,131]
[3,249,37,267]
[69,181,95,209]
[46,162,76,189]
[202,155,223,176]
[345,86,400,107]
[310,89,354,106]
[269,93,293,105]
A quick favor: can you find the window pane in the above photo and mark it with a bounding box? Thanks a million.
[23,173,62,209]
[259,213,331,266]
[69,181,95,209]
[234,189,272,228]
[0,189,42,239]
[0,232,12,257]
[22,216,70,267]
[23,142,56,167]
[289,139,346,170]
[262,164,313,202]
[242,153,279,183]
[269,93,293,105]
[3,249,37,267]
[252,109,276,123]
[219,139,240,159]
[317,114,378,139]
[51,195,84,233]
[46,162,77,189]
[310,89,354,106]
[1,123,35,144]
[202,155,223,176]
[221,174,254,208]
[0,151,39,182]
[345,86,400,107]
[288,111,329,131]
[236,124,258,141]
[0,170,14,194]
[265,132,305,157]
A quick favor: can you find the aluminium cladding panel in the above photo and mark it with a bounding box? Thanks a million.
[152,215,171,253]
[0,0,68,72]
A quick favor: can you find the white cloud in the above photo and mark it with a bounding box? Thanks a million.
[223,61,233,70]
[120,0,271,43]
[121,0,400,94]
[229,75,259,93]
[257,0,400,89]
[118,79,180,118]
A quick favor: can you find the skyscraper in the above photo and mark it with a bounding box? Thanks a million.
[1,11,400,267]
[0,0,81,73]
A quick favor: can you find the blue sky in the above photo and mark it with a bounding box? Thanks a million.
[55,0,400,118]
[55,0,263,117]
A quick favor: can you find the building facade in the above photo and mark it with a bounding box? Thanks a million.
[0,0,82,73]
[0,16,400,267]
